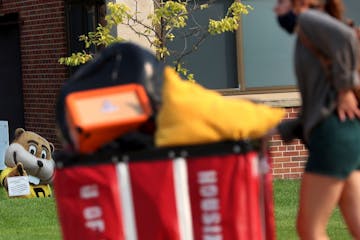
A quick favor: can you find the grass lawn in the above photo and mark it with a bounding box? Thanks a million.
[0,180,353,239]
[274,179,352,239]
[0,187,62,240]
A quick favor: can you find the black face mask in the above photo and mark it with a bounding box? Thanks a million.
[277,10,297,34]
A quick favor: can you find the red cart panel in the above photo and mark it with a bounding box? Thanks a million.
[54,142,275,240]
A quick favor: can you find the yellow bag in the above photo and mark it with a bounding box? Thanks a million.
[155,67,285,147]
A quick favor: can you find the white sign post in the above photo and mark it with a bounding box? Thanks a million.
[0,121,9,170]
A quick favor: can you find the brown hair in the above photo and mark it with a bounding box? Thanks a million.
[291,0,344,20]
[324,0,344,20]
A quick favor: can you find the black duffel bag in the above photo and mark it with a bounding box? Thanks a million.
[56,42,165,153]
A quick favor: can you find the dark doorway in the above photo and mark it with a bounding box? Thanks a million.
[0,13,25,139]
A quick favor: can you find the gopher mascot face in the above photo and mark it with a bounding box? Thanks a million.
[4,128,55,184]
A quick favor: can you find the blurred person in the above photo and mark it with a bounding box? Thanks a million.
[273,0,360,239]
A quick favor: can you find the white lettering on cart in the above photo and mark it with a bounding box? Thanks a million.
[80,184,105,232]
[80,184,99,199]
[198,171,222,240]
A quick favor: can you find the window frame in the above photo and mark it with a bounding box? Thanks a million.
[218,15,298,95]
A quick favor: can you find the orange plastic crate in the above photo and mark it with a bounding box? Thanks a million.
[65,84,152,153]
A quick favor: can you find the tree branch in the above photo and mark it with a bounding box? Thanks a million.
[124,21,155,46]
[172,30,209,64]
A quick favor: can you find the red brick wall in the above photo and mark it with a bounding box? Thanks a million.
[0,0,68,148]
[269,107,307,179]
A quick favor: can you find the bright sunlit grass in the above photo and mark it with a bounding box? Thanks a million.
[0,187,61,240]
[274,179,352,239]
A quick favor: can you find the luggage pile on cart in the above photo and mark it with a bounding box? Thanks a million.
[54,42,282,240]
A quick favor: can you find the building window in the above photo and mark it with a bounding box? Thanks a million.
[167,0,297,93]
[237,0,360,93]
[166,0,238,90]
[65,0,106,73]
[170,0,360,93]
[239,0,296,92]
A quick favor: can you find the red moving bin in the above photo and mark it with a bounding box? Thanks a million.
[54,141,275,240]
